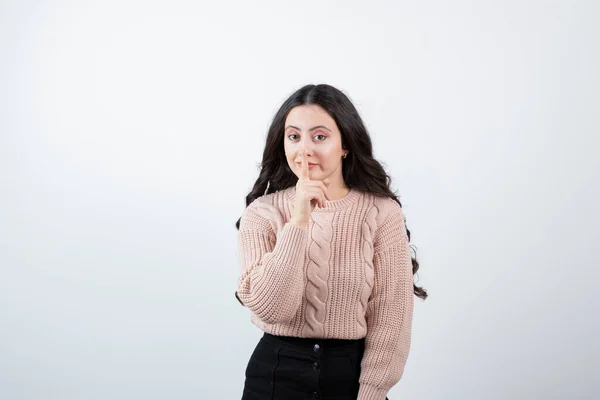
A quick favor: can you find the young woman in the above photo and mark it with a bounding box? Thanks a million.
[235,84,427,400]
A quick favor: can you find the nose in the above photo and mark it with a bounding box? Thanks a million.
[299,138,314,157]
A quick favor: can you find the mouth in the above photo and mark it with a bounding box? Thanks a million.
[297,162,318,169]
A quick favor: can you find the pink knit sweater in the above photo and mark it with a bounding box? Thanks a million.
[236,186,414,400]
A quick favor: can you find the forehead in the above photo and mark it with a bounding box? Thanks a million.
[285,105,338,131]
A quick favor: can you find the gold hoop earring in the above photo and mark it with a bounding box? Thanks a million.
[342,153,348,159]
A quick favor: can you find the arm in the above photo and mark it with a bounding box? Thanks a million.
[358,209,415,400]
[236,200,308,324]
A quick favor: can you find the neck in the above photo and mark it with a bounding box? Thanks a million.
[326,184,350,201]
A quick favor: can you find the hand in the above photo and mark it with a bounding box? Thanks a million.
[291,149,330,227]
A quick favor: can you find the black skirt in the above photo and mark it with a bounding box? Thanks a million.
[241,332,389,400]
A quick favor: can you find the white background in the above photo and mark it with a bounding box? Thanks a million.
[1,0,598,399]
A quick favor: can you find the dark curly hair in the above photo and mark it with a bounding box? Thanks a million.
[235,83,427,300]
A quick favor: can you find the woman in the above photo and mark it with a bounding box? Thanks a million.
[235,84,427,400]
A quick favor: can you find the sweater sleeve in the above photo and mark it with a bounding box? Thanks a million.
[236,200,309,324]
[357,208,415,400]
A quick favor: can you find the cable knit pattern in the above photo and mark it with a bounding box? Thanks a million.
[303,212,334,337]
[358,201,378,331]
[236,186,414,400]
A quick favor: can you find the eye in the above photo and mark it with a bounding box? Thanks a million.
[287,133,327,141]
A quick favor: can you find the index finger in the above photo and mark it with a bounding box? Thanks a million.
[300,149,310,181]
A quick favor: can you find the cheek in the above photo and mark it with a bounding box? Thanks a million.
[287,150,296,163]
[286,153,298,170]
[317,148,338,164]
[283,144,292,160]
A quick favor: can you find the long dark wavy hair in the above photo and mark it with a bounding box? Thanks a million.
[235,84,427,300]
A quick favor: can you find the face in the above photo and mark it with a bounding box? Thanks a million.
[283,105,347,184]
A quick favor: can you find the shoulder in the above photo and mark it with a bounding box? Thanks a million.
[369,195,407,249]
[369,194,404,225]
[240,189,289,233]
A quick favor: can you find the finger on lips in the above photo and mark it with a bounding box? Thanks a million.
[298,149,329,206]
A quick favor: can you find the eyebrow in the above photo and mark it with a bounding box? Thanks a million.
[285,125,332,132]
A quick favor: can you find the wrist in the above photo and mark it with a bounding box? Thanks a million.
[291,217,307,228]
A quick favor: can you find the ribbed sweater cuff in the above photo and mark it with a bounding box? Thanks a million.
[357,383,388,400]
[271,221,307,264]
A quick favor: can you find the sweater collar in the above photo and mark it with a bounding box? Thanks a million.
[285,186,361,212]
